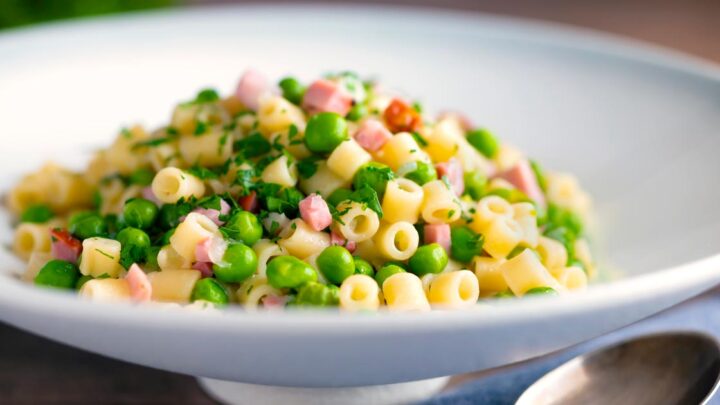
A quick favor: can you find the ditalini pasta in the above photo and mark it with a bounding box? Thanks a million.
[7,70,595,309]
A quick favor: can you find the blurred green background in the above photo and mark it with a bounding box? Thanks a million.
[0,0,177,29]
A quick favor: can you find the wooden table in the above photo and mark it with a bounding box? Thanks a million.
[2,1,719,403]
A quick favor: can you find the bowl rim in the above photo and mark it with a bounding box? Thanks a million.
[1,3,720,332]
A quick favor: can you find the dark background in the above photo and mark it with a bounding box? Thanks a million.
[1,1,719,403]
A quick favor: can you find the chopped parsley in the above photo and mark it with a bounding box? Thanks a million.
[235,132,271,158]
[297,156,321,179]
[194,121,208,136]
[95,249,115,260]
[233,168,257,196]
[194,88,220,103]
[347,185,383,218]
[411,132,428,147]
[186,165,220,180]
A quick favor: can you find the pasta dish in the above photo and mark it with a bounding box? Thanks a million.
[7,71,594,311]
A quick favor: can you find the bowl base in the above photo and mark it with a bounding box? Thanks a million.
[197,376,450,405]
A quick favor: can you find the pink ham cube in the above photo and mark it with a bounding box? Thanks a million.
[126,264,152,302]
[330,230,357,253]
[195,236,228,265]
[192,261,214,278]
[235,69,268,111]
[354,119,393,152]
[192,199,231,227]
[499,159,546,207]
[302,79,353,116]
[50,229,82,264]
[298,194,332,231]
[436,158,464,196]
[424,224,451,253]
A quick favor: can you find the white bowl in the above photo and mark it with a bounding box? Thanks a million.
[2,4,720,393]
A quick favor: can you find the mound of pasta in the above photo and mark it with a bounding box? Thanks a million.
[7,70,594,311]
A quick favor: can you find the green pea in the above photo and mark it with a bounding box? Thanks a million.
[266,256,318,289]
[20,204,54,223]
[317,246,355,285]
[402,160,437,186]
[463,171,487,200]
[385,261,409,271]
[327,188,353,207]
[294,282,339,307]
[34,260,80,289]
[408,243,449,276]
[450,227,484,263]
[223,211,262,245]
[525,286,559,296]
[123,198,159,229]
[129,167,154,186]
[494,291,515,299]
[544,226,576,265]
[353,257,375,277]
[117,227,151,268]
[75,275,93,290]
[353,162,395,197]
[191,278,230,305]
[547,203,583,238]
[374,264,406,287]
[278,77,305,105]
[304,112,348,153]
[346,104,367,122]
[213,242,258,283]
[159,203,192,229]
[69,211,107,239]
[466,128,499,158]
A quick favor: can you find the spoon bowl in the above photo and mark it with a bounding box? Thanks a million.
[517,332,720,405]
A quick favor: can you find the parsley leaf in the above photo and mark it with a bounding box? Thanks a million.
[235,132,271,158]
[297,156,321,179]
[194,121,208,136]
[194,88,220,103]
[411,132,428,147]
[348,185,383,218]
[233,168,257,196]
[186,165,219,180]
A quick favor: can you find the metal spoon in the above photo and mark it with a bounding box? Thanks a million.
[516,332,720,405]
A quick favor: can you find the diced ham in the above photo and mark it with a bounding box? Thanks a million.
[261,294,289,310]
[498,159,546,207]
[126,264,152,302]
[436,158,464,196]
[141,186,161,206]
[192,261,214,278]
[191,199,231,226]
[50,229,82,264]
[235,69,268,111]
[383,98,423,133]
[424,224,451,253]
[298,194,332,231]
[330,230,357,253]
[195,236,228,265]
[302,79,353,116]
[238,191,259,213]
[353,119,393,152]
